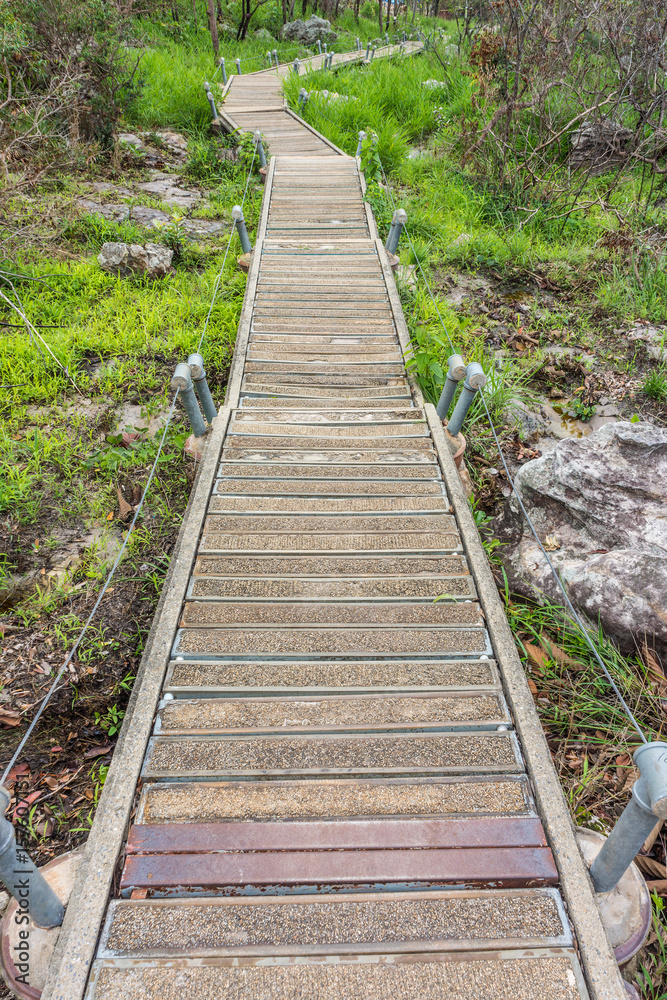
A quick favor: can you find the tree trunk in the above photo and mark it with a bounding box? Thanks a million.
[207,0,220,53]
[353,0,360,19]
[378,0,383,32]
[171,0,179,19]
[301,0,307,15]
[281,0,288,23]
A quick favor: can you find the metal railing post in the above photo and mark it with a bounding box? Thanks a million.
[365,41,372,60]
[232,205,252,255]
[371,45,376,61]
[317,40,322,54]
[171,364,206,438]
[253,130,267,169]
[385,208,407,255]
[218,57,227,84]
[0,788,64,929]
[188,353,217,424]
[324,42,328,54]
[447,362,487,436]
[235,57,241,75]
[355,130,367,157]
[590,743,667,893]
[293,58,300,73]
[436,354,467,419]
[203,82,218,121]
[356,37,361,50]
[298,88,309,112]
[272,49,278,66]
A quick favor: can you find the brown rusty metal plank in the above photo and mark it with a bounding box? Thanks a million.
[126,816,547,855]
[120,846,559,892]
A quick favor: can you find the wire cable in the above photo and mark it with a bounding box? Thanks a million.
[1,389,181,784]
[196,145,257,354]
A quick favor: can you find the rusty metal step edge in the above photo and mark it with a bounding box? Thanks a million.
[119,844,558,894]
[125,816,545,855]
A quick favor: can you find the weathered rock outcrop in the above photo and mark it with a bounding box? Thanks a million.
[491,421,667,656]
[281,15,337,44]
[97,242,173,278]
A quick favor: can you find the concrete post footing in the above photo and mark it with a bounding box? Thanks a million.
[576,829,651,968]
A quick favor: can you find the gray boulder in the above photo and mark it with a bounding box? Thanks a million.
[254,27,275,42]
[97,242,173,278]
[281,15,337,44]
[490,421,667,656]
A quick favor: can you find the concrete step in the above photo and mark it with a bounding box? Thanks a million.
[231,408,425,423]
[207,496,450,512]
[143,730,522,779]
[172,626,491,659]
[153,692,509,735]
[213,479,446,496]
[194,552,467,577]
[217,462,441,479]
[186,575,476,602]
[203,514,454,533]
[137,776,534,824]
[179,602,483,629]
[165,657,498,696]
[220,448,437,464]
[222,435,430,450]
[198,530,461,553]
[86,951,586,1000]
[97,888,571,958]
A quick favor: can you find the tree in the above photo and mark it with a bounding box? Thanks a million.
[206,0,219,54]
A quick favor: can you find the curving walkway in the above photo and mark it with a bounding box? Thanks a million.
[43,43,626,1000]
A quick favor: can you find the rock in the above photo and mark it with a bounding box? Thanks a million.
[569,120,634,175]
[76,199,130,223]
[130,205,171,227]
[254,27,275,42]
[137,178,201,208]
[491,421,667,656]
[281,15,337,44]
[117,132,144,150]
[97,242,173,278]
[423,79,447,89]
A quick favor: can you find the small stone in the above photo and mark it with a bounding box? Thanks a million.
[97,242,173,278]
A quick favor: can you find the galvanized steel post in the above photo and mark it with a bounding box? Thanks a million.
[298,88,309,112]
[355,130,367,157]
[188,353,217,425]
[232,204,252,255]
[385,208,407,255]
[272,49,278,66]
[447,362,487,436]
[203,82,218,121]
[370,45,376,61]
[293,58,300,73]
[253,130,267,168]
[365,41,372,60]
[235,57,241,74]
[171,364,206,438]
[590,742,667,893]
[218,57,227,84]
[317,39,322,54]
[324,42,328,54]
[436,354,467,419]
[0,788,64,929]
[356,37,361,50]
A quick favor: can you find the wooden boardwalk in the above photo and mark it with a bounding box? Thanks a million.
[43,44,626,1000]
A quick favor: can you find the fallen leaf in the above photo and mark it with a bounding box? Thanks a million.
[83,788,94,801]
[544,535,561,551]
[527,678,538,694]
[539,635,577,667]
[646,879,667,895]
[635,855,667,879]
[5,763,30,785]
[106,511,114,521]
[120,431,142,448]
[13,791,42,822]
[525,642,548,671]
[0,708,22,728]
[644,820,663,854]
[117,486,134,521]
[42,776,60,791]
[50,746,62,753]
[84,744,113,759]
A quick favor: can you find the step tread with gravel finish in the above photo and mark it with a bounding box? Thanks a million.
[98,889,571,957]
[143,731,521,777]
[179,601,483,628]
[186,575,477,601]
[153,692,509,734]
[164,659,499,694]
[87,951,585,1000]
